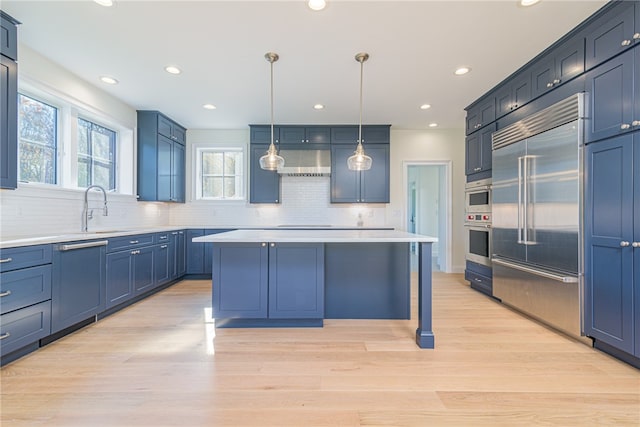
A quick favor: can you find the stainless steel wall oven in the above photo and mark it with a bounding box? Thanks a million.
[465,178,491,213]
[464,212,491,267]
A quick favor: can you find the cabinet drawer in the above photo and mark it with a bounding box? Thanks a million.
[155,232,171,244]
[0,301,51,356]
[107,234,154,252]
[0,13,18,61]
[0,245,52,273]
[0,265,51,315]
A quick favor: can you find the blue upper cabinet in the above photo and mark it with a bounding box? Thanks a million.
[250,144,280,203]
[465,123,495,177]
[584,47,637,144]
[137,111,186,202]
[0,12,18,190]
[331,144,389,203]
[330,125,390,144]
[584,0,638,71]
[465,97,495,135]
[278,126,330,144]
[250,125,278,144]
[530,37,585,99]
[584,132,637,356]
[496,72,531,118]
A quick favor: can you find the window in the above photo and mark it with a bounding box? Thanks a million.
[18,94,58,184]
[77,118,116,190]
[197,148,243,200]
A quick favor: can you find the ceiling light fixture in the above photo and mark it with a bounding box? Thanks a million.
[259,52,285,171]
[520,0,541,6]
[420,104,431,110]
[164,65,181,75]
[308,0,326,11]
[454,67,471,76]
[429,123,438,128]
[347,52,372,171]
[94,0,114,6]
[313,104,325,110]
[203,104,216,110]
[99,76,118,85]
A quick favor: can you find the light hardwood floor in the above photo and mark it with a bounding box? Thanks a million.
[1,273,639,426]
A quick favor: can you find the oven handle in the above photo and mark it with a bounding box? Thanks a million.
[492,258,578,283]
[463,223,491,229]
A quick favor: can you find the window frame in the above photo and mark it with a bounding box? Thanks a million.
[194,146,245,201]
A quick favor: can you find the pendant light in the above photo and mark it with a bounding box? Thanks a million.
[347,52,373,171]
[259,52,285,171]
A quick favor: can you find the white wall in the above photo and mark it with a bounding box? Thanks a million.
[0,45,169,237]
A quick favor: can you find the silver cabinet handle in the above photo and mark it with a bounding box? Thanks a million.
[492,258,578,283]
[634,33,640,40]
[622,39,632,46]
[632,120,640,126]
[131,250,140,255]
[178,231,184,235]
[59,240,108,251]
[159,236,168,240]
[620,241,630,247]
[161,245,168,249]
[474,167,481,171]
[621,124,631,130]
[129,240,139,244]
[0,332,10,340]
[632,242,640,248]
[0,257,13,263]
[0,290,12,297]
[171,232,178,235]
[553,79,560,84]
[546,82,554,88]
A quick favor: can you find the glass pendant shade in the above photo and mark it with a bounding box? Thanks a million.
[347,141,372,171]
[259,142,284,171]
[348,52,373,171]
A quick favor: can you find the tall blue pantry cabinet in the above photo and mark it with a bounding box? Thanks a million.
[0,12,19,189]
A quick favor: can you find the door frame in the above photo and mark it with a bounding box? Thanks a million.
[403,160,452,273]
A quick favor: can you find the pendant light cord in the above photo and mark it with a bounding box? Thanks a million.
[358,57,363,145]
[270,58,275,147]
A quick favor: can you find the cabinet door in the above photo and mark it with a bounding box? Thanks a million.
[331,126,359,144]
[155,244,171,286]
[106,250,133,309]
[278,126,306,144]
[250,125,278,144]
[635,135,640,357]
[157,135,173,201]
[186,229,205,274]
[306,127,330,144]
[531,55,555,99]
[0,265,51,315]
[585,50,633,143]
[268,243,324,319]
[480,125,494,172]
[360,145,389,203]
[584,134,634,354]
[133,246,154,295]
[171,125,186,145]
[0,55,17,189]
[361,125,390,144]
[330,146,360,202]
[466,97,495,135]
[555,37,585,85]
[212,243,268,318]
[157,115,173,140]
[171,230,186,278]
[585,1,636,70]
[172,142,185,202]
[465,133,482,175]
[250,145,280,203]
[51,242,106,333]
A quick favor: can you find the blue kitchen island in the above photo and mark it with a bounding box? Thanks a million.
[193,229,437,349]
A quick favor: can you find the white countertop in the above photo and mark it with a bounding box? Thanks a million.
[192,229,437,243]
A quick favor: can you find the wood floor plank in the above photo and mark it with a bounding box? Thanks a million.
[2,273,639,426]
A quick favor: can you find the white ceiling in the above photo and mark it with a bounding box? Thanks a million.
[3,0,608,131]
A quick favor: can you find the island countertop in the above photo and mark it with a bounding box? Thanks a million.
[192,229,438,243]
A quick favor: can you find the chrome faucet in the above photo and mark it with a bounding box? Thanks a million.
[83,185,108,232]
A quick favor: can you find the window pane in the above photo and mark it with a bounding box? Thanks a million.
[224,152,239,175]
[77,159,89,188]
[223,177,236,198]
[202,152,222,175]
[91,130,111,161]
[77,118,116,190]
[18,94,57,184]
[198,149,243,199]
[202,176,223,198]
[77,119,89,155]
[93,164,111,189]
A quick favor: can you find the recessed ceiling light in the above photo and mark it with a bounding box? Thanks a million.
[428,123,438,128]
[203,104,216,110]
[164,66,181,75]
[420,104,431,110]
[94,0,114,6]
[521,0,541,6]
[308,0,326,11]
[99,76,118,85]
[313,104,325,110]
[454,67,471,76]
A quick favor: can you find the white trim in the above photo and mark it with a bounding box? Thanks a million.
[403,160,453,273]
[193,145,245,201]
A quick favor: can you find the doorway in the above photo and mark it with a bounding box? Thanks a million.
[405,162,451,273]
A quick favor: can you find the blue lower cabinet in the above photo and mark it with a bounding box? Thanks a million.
[106,250,133,309]
[0,265,51,314]
[187,229,232,276]
[133,246,154,295]
[51,241,107,333]
[268,243,324,319]
[212,242,268,318]
[154,243,171,286]
[0,301,51,356]
[212,242,324,322]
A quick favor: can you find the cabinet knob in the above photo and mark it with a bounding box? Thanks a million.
[270,243,275,247]
[634,33,640,40]
[632,242,640,248]
[621,124,631,130]
[546,82,554,88]
[620,241,630,247]
[632,120,640,127]
[261,243,266,247]
[474,167,481,172]
[553,79,560,84]
[621,39,632,46]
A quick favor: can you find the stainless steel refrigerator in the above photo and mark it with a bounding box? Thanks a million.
[492,94,588,341]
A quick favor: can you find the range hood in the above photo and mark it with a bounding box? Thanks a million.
[277,149,331,176]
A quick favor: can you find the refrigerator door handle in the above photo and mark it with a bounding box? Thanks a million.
[492,257,579,283]
[523,154,529,245]
[517,156,524,244]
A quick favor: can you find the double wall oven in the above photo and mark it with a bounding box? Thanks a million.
[464,178,493,296]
